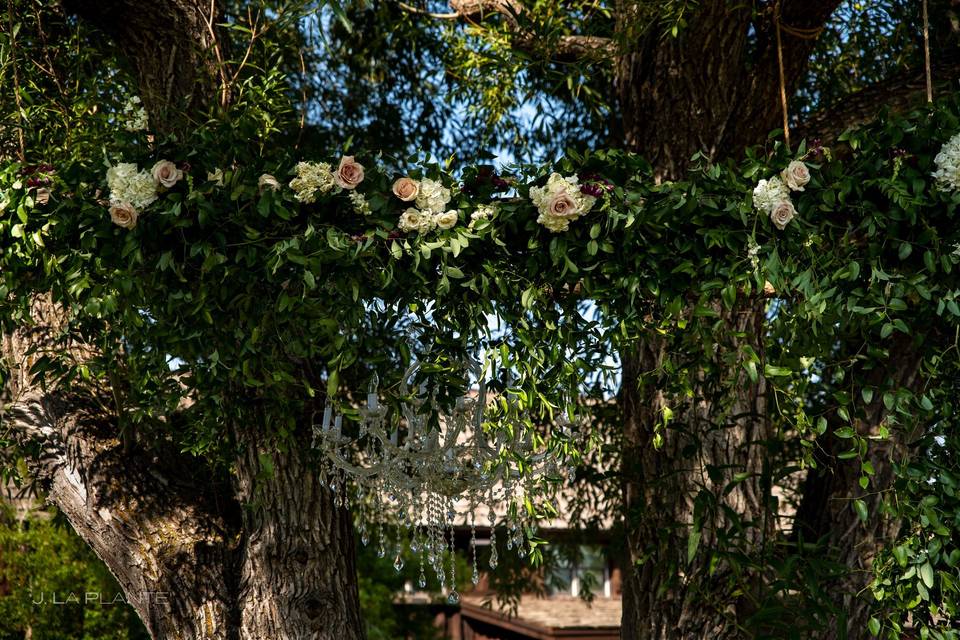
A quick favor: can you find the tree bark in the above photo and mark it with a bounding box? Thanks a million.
[620,307,771,639]
[609,2,937,638]
[233,432,365,640]
[2,296,366,640]
[2,0,367,636]
[792,336,927,638]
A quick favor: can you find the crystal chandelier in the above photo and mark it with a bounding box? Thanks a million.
[312,356,586,604]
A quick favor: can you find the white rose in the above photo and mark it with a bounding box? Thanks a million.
[770,200,796,230]
[109,201,138,229]
[333,156,364,190]
[398,208,425,233]
[392,177,420,202]
[151,160,182,188]
[258,173,281,192]
[434,209,458,230]
[780,161,810,192]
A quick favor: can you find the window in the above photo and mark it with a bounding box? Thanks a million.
[545,545,610,598]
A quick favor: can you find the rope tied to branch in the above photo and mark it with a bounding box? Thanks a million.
[774,1,791,150]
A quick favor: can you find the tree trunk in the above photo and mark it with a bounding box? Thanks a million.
[2,0,367,635]
[792,336,926,638]
[609,2,931,637]
[2,297,366,640]
[619,307,771,639]
[233,433,365,640]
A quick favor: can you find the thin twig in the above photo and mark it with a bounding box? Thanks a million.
[204,0,231,108]
[922,0,933,103]
[396,1,461,20]
[296,47,308,151]
[6,0,26,161]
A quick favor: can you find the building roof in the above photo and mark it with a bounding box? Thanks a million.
[460,595,621,639]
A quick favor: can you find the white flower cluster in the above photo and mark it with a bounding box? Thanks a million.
[529,173,595,233]
[104,159,182,229]
[752,160,810,230]
[106,162,158,211]
[469,203,499,228]
[933,132,960,192]
[397,207,459,233]
[348,190,371,216]
[391,176,457,234]
[414,178,452,215]
[122,96,148,132]
[289,161,334,203]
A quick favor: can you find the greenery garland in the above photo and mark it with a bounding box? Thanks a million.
[4,68,960,637]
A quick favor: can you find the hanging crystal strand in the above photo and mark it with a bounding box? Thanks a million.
[447,516,460,605]
[436,493,447,589]
[393,518,405,572]
[488,504,498,570]
[470,504,479,586]
[377,518,386,559]
[417,524,427,588]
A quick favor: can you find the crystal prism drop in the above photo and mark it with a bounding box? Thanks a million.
[394,556,404,572]
[447,590,461,605]
[472,568,480,585]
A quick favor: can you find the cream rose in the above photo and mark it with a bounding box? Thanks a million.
[770,200,796,230]
[392,177,420,202]
[258,173,281,192]
[151,160,182,188]
[547,193,579,218]
[334,156,364,190]
[780,161,810,192]
[109,202,138,229]
[434,209,458,230]
[398,208,425,233]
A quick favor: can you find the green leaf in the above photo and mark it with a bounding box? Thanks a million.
[853,498,868,522]
[326,369,339,398]
[920,562,934,589]
[764,364,792,377]
[687,529,701,565]
[868,617,880,636]
[892,545,909,567]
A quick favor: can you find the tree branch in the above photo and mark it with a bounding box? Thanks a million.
[399,0,616,60]
[2,297,240,640]
[793,50,960,145]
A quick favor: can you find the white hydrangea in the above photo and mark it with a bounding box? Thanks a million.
[348,190,371,216]
[289,161,334,203]
[414,178,451,215]
[106,161,158,211]
[933,132,960,192]
[122,96,148,132]
[469,203,499,228]
[529,173,595,233]
[751,176,790,214]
